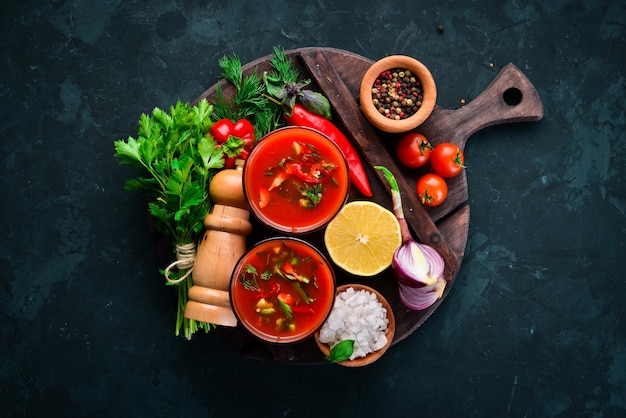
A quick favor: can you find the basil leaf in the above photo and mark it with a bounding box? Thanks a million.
[263,72,288,100]
[327,340,354,363]
[298,90,332,120]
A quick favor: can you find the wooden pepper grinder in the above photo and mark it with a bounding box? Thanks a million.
[184,159,251,327]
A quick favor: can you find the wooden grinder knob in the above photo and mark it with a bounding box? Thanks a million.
[184,160,251,327]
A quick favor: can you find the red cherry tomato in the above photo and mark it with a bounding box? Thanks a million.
[396,133,433,169]
[277,293,296,306]
[416,173,448,207]
[430,143,465,178]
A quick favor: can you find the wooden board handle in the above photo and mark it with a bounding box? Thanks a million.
[419,63,544,148]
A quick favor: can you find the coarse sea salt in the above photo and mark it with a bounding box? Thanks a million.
[318,287,389,360]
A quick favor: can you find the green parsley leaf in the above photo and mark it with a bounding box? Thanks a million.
[114,98,222,339]
[198,136,223,171]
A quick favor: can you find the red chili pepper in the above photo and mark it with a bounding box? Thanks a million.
[277,293,296,306]
[223,156,236,168]
[291,306,315,316]
[280,261,308,283]
[290,162,330,183]
[260,282,280,298]
[284,105,373,197]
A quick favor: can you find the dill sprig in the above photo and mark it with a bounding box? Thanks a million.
[213,53,284,136]
[268,46,300,83]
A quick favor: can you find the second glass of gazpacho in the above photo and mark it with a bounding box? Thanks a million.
[243,126,349,234]
[230,237,336,344]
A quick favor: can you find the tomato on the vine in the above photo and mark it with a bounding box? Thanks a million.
[396,133,433,169]
[416,173,448,207]
[430,143,465,178]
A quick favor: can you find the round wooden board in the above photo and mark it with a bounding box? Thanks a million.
[184,47,543,364]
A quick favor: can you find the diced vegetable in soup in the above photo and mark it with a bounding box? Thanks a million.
[231,239,335,342]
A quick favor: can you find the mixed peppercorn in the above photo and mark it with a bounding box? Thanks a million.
[371,68,424,120]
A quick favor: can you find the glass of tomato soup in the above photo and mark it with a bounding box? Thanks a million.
[230,237,336,344]
[243,126,350,234]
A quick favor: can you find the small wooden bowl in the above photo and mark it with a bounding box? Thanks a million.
[315,284,395,367]
[359,55,437,133]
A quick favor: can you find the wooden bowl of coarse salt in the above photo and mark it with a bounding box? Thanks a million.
[315,284,395,367]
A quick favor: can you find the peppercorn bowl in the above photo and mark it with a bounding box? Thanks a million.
[359,55,437,133]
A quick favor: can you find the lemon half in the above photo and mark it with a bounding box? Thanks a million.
[324,201,401,276]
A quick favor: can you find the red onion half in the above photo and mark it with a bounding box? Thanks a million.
[398,277,446,310]
[376,165,447,311]
[392,241,445,288]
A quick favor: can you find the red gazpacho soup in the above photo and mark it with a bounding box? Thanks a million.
[230,238,336,343]
[243,126,349,234]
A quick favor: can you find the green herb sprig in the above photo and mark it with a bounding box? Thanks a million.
[114,98,224,338]
[264,46,332,119]
[326,340,355,363]
[213,53,284,137]
[113,46,330,340]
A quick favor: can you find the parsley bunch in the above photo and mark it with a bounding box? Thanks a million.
[114,98,223,338]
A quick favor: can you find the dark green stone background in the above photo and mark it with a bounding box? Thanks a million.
[1,1,624,416]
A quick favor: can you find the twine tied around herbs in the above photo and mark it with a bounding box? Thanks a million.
[164,242,197,284]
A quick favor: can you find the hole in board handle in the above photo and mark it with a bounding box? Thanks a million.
[503,87,523,106]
